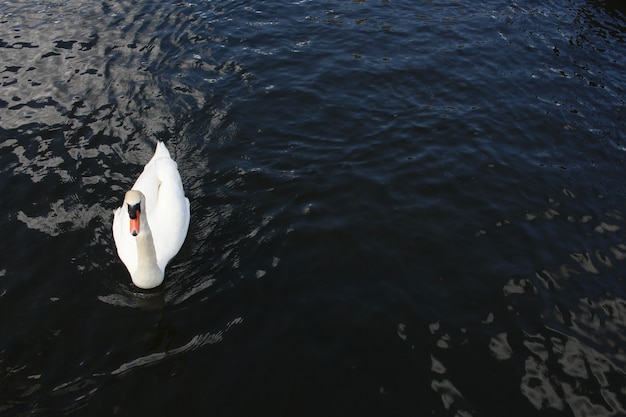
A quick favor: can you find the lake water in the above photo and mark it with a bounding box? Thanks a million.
[1,0,626,415]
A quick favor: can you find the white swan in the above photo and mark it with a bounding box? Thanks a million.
[112,141,190,289]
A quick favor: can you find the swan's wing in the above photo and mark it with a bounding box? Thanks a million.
[130,142,175,216]
[147,157,190,271]
[153,194,190,272]
[131,161,160,214]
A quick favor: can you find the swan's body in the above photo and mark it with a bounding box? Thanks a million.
[112,141,190,289]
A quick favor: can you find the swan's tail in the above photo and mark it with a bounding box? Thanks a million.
[154,141,172,160]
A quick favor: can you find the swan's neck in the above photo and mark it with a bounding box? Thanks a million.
[132,214,164,289]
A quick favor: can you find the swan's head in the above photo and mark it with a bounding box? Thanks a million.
[124,190,145,237]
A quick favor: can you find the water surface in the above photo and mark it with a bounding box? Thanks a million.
[1,0,626,415]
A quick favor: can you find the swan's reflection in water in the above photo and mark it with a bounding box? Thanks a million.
[98,285,165,310]
[110,316,243,376]
[94,269,223,365]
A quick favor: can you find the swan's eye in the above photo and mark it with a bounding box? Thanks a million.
[128,203,141,219]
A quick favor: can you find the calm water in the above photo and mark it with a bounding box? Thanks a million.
[1,0,626,415]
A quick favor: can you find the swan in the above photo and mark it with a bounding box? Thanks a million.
[112,141,190,289]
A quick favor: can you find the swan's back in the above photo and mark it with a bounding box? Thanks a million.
[133,143,189,271]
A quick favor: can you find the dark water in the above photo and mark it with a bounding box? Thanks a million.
[1,0,626,415]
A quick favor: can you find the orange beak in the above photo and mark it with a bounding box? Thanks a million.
[130,213,140,236]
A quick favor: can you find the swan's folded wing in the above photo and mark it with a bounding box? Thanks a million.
[153,194,190,272]
[150,158,190,270]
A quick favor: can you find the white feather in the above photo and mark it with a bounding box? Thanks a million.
[112,141,190,289]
